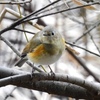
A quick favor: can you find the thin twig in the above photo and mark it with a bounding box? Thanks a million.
[88,34,100,54]
[74,21,100,43]
[83,16,100,54]
[0,0,32,4]
[4,87,17,100]
[13,28,35,34]
[65,41,100,57]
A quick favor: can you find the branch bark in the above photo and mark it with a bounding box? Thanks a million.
[0,67,100,99]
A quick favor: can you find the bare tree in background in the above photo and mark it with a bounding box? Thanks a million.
[0,0,100,100]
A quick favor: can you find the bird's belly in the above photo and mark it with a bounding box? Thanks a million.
[27,51,62,65]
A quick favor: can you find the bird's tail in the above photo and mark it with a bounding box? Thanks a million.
[15,58,28,67]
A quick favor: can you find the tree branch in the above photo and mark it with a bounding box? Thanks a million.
[0,0,61,35]
[0,36,43,72]
[0,67,100,99]
[66,49,100,82]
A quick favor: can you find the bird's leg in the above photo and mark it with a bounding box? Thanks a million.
[39,65,47,72]
[31,63,35,74]
[48,65,55,76]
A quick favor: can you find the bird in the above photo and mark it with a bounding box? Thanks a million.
[15,26,65,67]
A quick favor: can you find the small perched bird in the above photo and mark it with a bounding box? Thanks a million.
[15,26,65,67]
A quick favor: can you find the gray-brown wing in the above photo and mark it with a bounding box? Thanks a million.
[22,33,42,57]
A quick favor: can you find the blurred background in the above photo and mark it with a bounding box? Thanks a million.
[0,0,100,100]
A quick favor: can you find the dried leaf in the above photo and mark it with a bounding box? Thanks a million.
[72,0,96,10]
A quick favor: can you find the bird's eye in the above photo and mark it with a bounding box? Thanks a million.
[51,32,54,35]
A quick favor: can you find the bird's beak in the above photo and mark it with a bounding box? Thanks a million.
[43,33,51,36]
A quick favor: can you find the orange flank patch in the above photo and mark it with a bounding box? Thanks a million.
[28,44,45,62]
